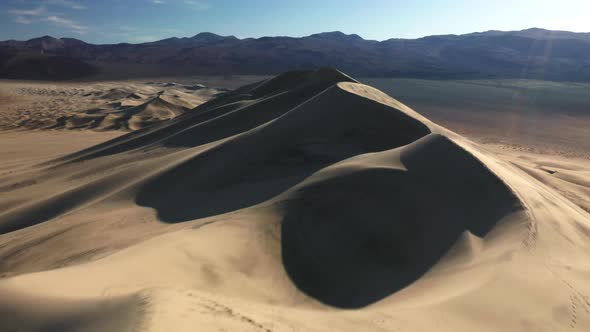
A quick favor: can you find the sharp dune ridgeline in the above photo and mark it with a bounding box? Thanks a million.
[1,68,590,331]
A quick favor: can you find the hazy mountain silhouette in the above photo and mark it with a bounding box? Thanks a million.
[1,28,589,80]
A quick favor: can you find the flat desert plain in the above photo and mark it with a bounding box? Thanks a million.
[1,69,590,331]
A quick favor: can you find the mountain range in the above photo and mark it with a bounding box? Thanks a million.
[1,28,590,81]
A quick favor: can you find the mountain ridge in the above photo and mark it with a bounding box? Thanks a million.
[8,27,589,44]
[1,28,590,81]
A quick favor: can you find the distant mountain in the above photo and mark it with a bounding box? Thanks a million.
[464,28,590,40]
[148,32,239,46]
[1,28,590,81]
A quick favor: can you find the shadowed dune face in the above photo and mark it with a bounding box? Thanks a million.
[135,77,431,222]
[0,68,365,233]
[0,68,537,323]
[50,68,358,164]
[130,72,524,308]
[0,68,429,233]
[281,134,523,308]
[0,290,144,332]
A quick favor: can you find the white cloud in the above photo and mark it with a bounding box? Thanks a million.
[6,4,89,33]
[44,0,87,10]
[45,15,88,33]
[151,0,166,4]
[7,6,47,16]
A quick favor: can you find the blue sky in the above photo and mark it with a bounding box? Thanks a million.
[1,0,589,43]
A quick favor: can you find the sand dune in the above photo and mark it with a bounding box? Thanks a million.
[1,68,590,331]
[280,133,524,308]
[0,80,224,131]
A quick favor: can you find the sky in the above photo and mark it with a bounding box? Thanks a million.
[1,0,589,44]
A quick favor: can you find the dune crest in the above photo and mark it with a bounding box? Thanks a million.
[1,68,589,331]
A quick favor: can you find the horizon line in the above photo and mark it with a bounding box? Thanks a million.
[4,27,590,45]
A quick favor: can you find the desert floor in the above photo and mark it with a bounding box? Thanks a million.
[1,71,589,331]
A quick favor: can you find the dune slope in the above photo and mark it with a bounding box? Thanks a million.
[0,68,589,331]
[281,133,523,308]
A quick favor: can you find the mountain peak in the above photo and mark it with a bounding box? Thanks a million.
[521,27,549,32]
[27,35,59,42]
[24,35,65,50]
[190,32,238,42]
[308,31,364,41]
[191,32,221,39]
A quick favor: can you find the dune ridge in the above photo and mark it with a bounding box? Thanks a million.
[0,68,589,331]
[0,80,224,131]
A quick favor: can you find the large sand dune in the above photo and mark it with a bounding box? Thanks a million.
[1,68,590,331]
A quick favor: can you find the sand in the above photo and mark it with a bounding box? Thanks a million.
[0,79,225,131]
[0,68,590,331]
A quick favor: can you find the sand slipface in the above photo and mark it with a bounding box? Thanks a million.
[281,134,523,308]
[0,68,590,331]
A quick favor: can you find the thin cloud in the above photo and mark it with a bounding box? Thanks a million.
[146,0,210,9]
[44,0,87,10]
[7,6,47,16]
[45,15,88,34]
[13,16,33,24]
[6,4,89,33]
[184,1,210,10]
